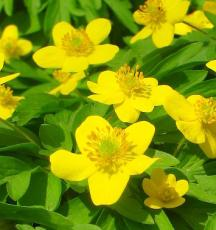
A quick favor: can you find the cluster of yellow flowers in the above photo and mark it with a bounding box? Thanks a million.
[0,0,216,209]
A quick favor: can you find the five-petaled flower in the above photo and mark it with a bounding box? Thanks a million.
[50,116,158,205]
[0,25,32,64]
[49,70,85,95]
[87,64,169,123]
[0,72,22,120]
[163,88,216,158]
[143,168,189,209]
[33,19,119,73]
[131,0,190,47]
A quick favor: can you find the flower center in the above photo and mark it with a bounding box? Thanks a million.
[159,186,178,202]
[116,65,152,98]
[85,125,136,173]
[194,97,216,124]
[0,85,18,108]
[0,38,21,58]
[137,0,166,28]
[61,29,94,57]
[53,70,71,83]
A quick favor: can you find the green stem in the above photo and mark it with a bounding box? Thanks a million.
[0,118,38,145]
[182,21,216,41]
[173,138,186,157]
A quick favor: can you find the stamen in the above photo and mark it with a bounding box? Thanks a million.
[159,186,178,202]
[84,125,136,174]
[0,85,18,108]
[61,29,94,57]
[53,70,71,83]
[116,64,153,98]
[0,38,21,58]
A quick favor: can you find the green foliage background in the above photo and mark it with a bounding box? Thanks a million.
[0,0,216,229]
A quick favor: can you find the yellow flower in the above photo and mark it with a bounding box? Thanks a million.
[0,73,22,120]
[206,60,216,72]
[50,116,158,205]
[131,0,190,48]
[0,25,32,62]
[87,64,170,123]
[175,10,213,36]
[143,168,189,209]
[163,88,216,158]
[49,70,85,95]
[33,19,119,72]
[203,1,216,15]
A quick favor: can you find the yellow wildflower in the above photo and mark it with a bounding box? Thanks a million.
[175,10,213,36]
[143,168,189,209]
[49,70,85,95]
[163,88,216,158]
[0,25,32,62]
[0,73,22,120]
[206,60,216,72]
[50,116,158,205]
[33,19,119,73]
[203,1,216,15]
[87,65,170,123]
[131,0,190,48]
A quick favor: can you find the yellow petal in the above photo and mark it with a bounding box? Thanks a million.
[162,197,185,208]
[167,174,177,186]
[62,56,89,72]
[75,116,112,154]
[131,97,154,112]
[130,26,152,44]
[163,89,197,121]
[0,105,15,120]
[0,52,5,70]
[151,85,173,106]
[203,1,216,15]
[133,10,146,25]
[0,73,20,85]
[151,168,167,185]
[187,94,204,106]
[114,99,140,123]
[88,44,119,65]
[144,197,163,209]
[52,21,75,46]
[184,10,214,30]
[206,60,216,72]
[176,120,205,143]
[165,0,190,23]
[142,178,158,197]
[2,25,18,39]
[152,23,174,48]
[17,39,32,56]
[125,121,155,154]
[174,23,192,35]
[126,155,158,175]
[33,46,66,68]
[175,179,189,196]
[88,171,129,205]
[199,128,216,158]
[86,18,111,45]
[50,149,95,181]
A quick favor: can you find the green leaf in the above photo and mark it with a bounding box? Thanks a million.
[195,175,216,195]
[0,156,31,182]
[3,0,13,16]
[103,0,138,33]
[19,171,62,211]
[0,184,7,202]
[153,210,174,230]
[205,214,216,230]
[7,170,32,201]
[0,202,74,229]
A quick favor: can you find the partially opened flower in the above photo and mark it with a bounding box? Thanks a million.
[33,19,119,73]
[206,60,216,72]
[143,168,189,209]
[163,88,216,158]
[203,1,216,15]
[0,73,22,120]
[0,25,32,62]
[131,0,190,47]
[87,64,170,123]
[49,70,85,95]
[50,116,158,205]
[175,10,213,36]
